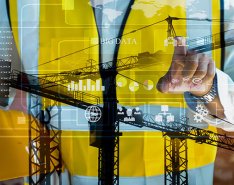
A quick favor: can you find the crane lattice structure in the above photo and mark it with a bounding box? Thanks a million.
[38,27,234,185]
[11,69,234,184]
[162,16,234,185]
[5,55,234,185]
[9,70,100,185]
[27,94,62,185]
[2,16,234,185]
[27,25,234,185]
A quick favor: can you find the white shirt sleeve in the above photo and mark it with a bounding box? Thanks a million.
[184,6,234,131]
[215,69,234,127]
[204,69,234,131]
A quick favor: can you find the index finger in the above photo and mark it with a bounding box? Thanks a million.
[173,37,187,55]
[170,37,187,79]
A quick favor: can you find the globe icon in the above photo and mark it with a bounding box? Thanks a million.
[85,106,102,122]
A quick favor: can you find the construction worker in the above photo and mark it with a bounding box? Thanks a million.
[1,0,234,184]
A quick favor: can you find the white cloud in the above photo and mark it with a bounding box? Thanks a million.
[103,8,122,22]
[187,0,198,7]
[224,0,234,9]
[189,11,208,19]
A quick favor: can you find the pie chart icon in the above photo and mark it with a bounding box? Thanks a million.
[129,82,139,92]
[117,76,127,87]
[143,80,154,90]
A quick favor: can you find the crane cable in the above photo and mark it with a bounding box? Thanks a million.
[31,17,234,69]
[28,16,234,127]
[30,19,166,69]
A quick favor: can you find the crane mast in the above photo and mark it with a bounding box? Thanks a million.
[1,16,234,185]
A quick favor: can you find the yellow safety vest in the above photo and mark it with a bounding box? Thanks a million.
[0,0,29,181]
[53,0,220,178]
[0,0,223,181]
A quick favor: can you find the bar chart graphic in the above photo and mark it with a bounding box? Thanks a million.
[117,76,127,87]
[68,79,105,92]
